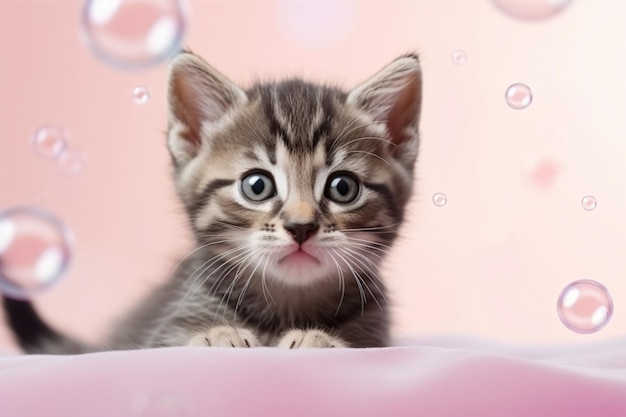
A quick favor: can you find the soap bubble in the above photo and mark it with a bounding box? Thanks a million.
[557,280,613,334]
[31,125,68,160]
[491,0,573,20]
[432,193,447,207]
[80,0,190,69]
[57,148,86,176]
[132,86,150,104]
[0,207,73,299]
[451,50,467,65]
[505,83,533,110]
[581,195,597,211]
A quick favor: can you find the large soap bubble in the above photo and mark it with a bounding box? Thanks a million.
[80,0,190,69]
[0,207,73,299]
[557,280,613,334]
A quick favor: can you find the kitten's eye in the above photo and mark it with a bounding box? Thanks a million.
[241,171,276,202]
[325,172,360,204]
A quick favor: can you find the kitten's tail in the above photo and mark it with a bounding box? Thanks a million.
[2,296,91,354]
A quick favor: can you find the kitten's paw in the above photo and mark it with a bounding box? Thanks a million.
[277,329,347,349]
[188,326,260,348]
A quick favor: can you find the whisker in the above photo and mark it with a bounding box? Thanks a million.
[194,233,248,239]
[336,222,401,233]
[342,240,391,259]
[326,250,346,317]
[261,247,277,307]
[183,243,247,288]
[175,247,252,315]
[330,248,366,315]
[215,250,257,319]
[180,245,250,304]
[204,251,251,294]
[169,237,248,290]
[342,136,397,148]
[213,220,250,231]
[234,252,267,318]
[332,115,375,145]
[207,250,253,300]
[345,150,391,165]
[336,248,383,311]
[345,236,394,249]
[341,245,380,271]
[332,112,388,147]
[338,247,387,307]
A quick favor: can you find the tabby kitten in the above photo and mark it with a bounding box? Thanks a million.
[3,51,422,352]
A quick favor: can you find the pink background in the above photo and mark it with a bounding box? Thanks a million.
[1,0,625,350]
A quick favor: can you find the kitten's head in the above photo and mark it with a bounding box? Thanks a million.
[166,52,421,287]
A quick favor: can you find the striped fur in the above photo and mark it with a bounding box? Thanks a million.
[3,52,422,352]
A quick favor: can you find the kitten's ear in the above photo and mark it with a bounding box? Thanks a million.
[347,53,422,163]
[167,52,247,165]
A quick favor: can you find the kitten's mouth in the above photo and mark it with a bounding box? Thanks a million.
[278,248,320,265]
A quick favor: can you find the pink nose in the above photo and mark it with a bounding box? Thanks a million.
[284,222,319,244]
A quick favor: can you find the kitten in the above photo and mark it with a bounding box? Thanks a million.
[2,51,422,352]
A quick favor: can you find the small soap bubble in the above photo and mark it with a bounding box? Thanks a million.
[492,0,573,20]
[132,86,150,104]
[81,0,189,69]
[432,193,447,207]
[0,207,73,299]
[31,125,68,160]
[57,148,86,176]
[581,195,597,211]
[451,49,467,65]
[557,280,613,334]
[505,83,533,110]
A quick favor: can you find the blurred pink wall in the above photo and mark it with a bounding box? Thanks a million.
[1,0,624,349]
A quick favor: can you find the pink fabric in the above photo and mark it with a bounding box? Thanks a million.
[1,337,625,417]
